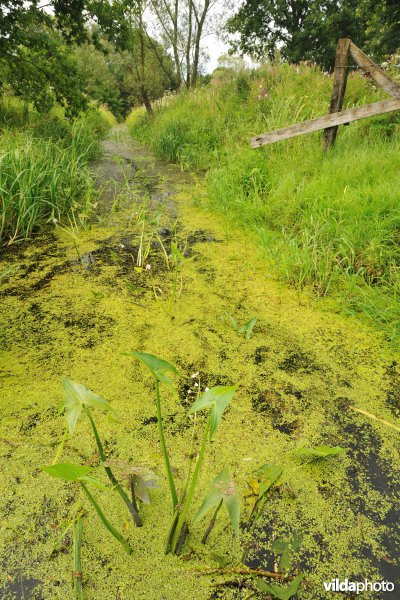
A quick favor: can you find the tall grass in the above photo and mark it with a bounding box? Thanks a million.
[0,98,114,244]
[129,63,400,339]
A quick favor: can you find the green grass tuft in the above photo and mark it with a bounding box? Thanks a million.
[0,99,113,244]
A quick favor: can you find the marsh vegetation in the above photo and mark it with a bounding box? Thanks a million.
[1,9,400,597]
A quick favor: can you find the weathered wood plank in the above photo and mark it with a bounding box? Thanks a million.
[350,42,400,99]
[251,99,400,148]
[323,38,351,151]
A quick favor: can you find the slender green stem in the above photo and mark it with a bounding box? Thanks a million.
[155,379,178,511]
[156,234,170,269]
[52,425,68,465]
[167,265,179,312]
[202,499,223,544]
[165,508,180,554]
[169,415,210,554]
[129,475,139,514]
[73,516,83,598]
[80,482,132,555]
[84,407,142,527]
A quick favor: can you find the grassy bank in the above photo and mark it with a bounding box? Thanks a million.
[129,64,400,341]
[0,97,116,244]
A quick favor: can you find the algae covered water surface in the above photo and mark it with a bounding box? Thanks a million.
[1,128,399,599]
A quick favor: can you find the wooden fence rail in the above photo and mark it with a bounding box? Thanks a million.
[251,39,400,151]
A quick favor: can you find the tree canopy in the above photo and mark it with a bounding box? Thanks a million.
[226,0,400,70]
[0,0,179,115]
[0,0,128,114]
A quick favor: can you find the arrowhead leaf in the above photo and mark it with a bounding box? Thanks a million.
[193,490,222,523]
[62,378,114,434]
[238,317,257,339]
[42,463,109,489]
[195,465,240,535]
[188,385,237,439]
[254,463,283,499]
[41,463,91,481]
[224,492,240,536]
[130,352,179,387]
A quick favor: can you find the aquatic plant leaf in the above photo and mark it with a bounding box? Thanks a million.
[238,317,257,339]
[272,537,302,574]
[194,490,222,523]
[62,378,113,434]
[188,385,237,440]
[132,471,159,504]
[224,491,240,536]
[131,351,179,386]
[208,552,231,567]
[293,446,344,459]
[254,574,304,600]
[170,241,186,263]
[224,312,239,331]
[194,466,240,535]
[42,463,109,490]
[255,463,283,499]
[42,463,90,481]
[103,460,159,504]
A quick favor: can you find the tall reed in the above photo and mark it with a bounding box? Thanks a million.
[0,126,94,244]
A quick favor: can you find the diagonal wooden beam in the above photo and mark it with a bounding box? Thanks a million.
[323,38,351,151]
[251,99,400,148]
[349,42,400,99]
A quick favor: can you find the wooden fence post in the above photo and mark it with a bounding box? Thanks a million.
[349,42,400,98]
[322,38,351,151]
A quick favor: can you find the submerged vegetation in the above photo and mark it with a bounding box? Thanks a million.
[130,63,400,341]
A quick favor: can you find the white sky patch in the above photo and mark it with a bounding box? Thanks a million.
[203,32,230,72]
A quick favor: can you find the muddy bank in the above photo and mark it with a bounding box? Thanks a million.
[1,127,399,599]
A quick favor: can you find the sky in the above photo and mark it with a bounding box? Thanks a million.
[203,32,230,72]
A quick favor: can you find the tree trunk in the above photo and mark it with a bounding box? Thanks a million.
[185,0,192,88]
[173,0,182,87]
[191,0,209,87]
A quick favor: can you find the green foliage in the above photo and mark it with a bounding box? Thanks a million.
[254,574,304,600]
[130,64,400,341]
[62,378,114,435]
[0,0,130,115]
[72,35,175,119]
[225,0,364,70]
[224,313,258,339]
[188,385,237,440]
[0,105,112,244]
[293,446,345,459]
[249,463,283,523]
[0,127,91,243]
[359,0,400,59]
[167,384,238,554]
[194,465,240,536]
[42,463,93,482]
[131,351,179,510]
[59,379,142,527]
[225,0,400,69]
[131,351,180,387]
[272,537,302,574]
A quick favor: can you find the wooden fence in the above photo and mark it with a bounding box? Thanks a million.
[251,39,400,151]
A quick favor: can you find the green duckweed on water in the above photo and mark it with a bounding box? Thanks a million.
[0,128,399,599]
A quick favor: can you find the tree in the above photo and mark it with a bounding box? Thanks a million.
[360,0,400,59]
[148,0,226,88]
[73,33,174,118]
[225,0,368,70]
[0,0,129,114]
